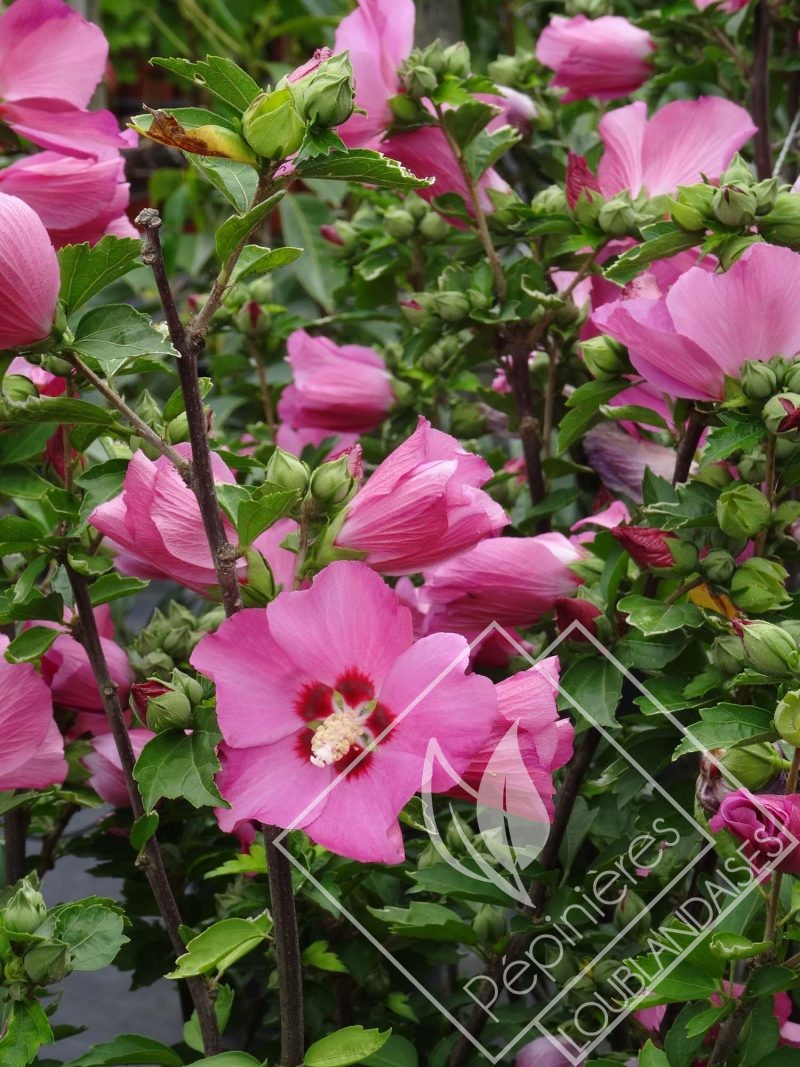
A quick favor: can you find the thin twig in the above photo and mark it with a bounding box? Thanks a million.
[264,826,304,1067]
[751,0,772,179]
[672,406,705,486]
[65,563,221,1055]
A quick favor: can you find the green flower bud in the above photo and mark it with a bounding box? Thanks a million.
[431,291,471,323]
[614,889,650,935]
[716,483,770,539]
[418,211,450,241]
[783,363,800,393]
[420,40,446,76]
[242,88,307,160]
[580,337,629,380]
[165,412,190,445]
[720,742,783,790]
[265,447,310,493]
[450,401,487,438]
[241,548,276,605]
[597,195,637,237]
[738,451,766,484]
[731,559,791,614]
[668,539,698,575]
[711,634,746,675]
[758,191,800,247]
[775,691,800,746]
[2,375,38,402]
[531,185,568,216]
[400,63,438,101]
[309,454,357,507]
[764,393,800,439]
[405,195,429,221]
[24,939,71,984]
[711,184,757,228]
[146,688,193,732]
[702,549,735,585]
[384,207,416,239]
[487,55,519,85]
[721,154,755,187]
[5,882,47,936]
[170,668,204,707]
[299,52,355,128]
[694,463,734,489]
[443,42,471,78]
[754,177,779,216]
[573,189,603,226]
[388,93,422,122]
[780,620,800,644]
[734,618,798,675]
[472,904,505,944]
[672,183,715,230]
[740,359,778,400]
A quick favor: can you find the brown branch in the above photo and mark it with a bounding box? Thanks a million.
[65,563,221,1056]
[751,0,772,179]
[264,826,304,1067]
[4,805,30,886]
[672,406,705,486]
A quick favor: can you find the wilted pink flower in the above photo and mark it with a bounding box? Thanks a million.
[517,1035,585,1067]
[84,729,154,807]
[596,97,756,198]
[0,193,60,349]
[89,444,289,596]
[569,498,630,543]
[277,329,395,436]
[191,560,498,863]
[536,14,654,102]
[554,597,603,641]
[334,417,508,575]
[452,658,573,820]
[0,633,66,789]
[593,244,800,400]
[710,789,800,876]
[0,150,134,247]
[422,533,583,632]
[0,0,131,156]
[583,422,678,502]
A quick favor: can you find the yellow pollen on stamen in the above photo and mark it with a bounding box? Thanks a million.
[310,708,364,767]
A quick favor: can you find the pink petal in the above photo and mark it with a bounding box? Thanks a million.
[0,634,56,785]
[1,98,132,157]
[5,718,66,789]
[597,101,647,197]
[0,192,59,348]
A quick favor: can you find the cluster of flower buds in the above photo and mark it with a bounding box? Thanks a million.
[396,40,471,107]
[732,618,799,676]
[2,878,71,998]
[241,49,356,160]
[130,668,206,732]
[384,194,450,242]
[130,601,224,678]
[266,443,362,514]
[488,49,540,92]
[730,557,791,613]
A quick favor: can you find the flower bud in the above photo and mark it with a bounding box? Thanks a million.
[775,691,800,746]
[611,525,676,569]
[165,412,190,445]
[384,207,416,239]
[473,904,505,944]
[130,679,170,720]
[754,177,779,216]
[668,539,698,575]
[731,559,791,614]
[711,634,746,675]
[24,939,71,984]
[146,688,193,732]
[733,618,798,675]
[719,742,783,790]
[388,93,423,122]
[696,751,733,816]
[405,195,429,221]
[170,668,204,707]
[242,548,276,605]
[765,393,800,439]
[716,483,770,539]
[309,453,357,507]
[702,549,735,586]
[2,375,38,402]
[242,88,307,160]
[298,52,356,128]
[431,291,471,323]
[597,195,637,237]
[554,597,602,641]
[581,335,628,380]
[741,359,778,400]
[319,224,343,247]
[738,452,766,484]
[418,211,450,241]
[488,55,520,85]
[614,889,650,935]
[443,42,471,78]
[5,882,47,936]
[400,63,438,101]
[711,184,757,228]
[266,447,310,493]
[450,401,487,438]
[572,189,603,226]
[782,362,800,393]
[420,40,446,76]
[759,191,800,246]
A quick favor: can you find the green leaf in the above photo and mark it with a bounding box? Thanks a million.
[302,940,348,973]
[465,124,520,179]
[604,223,701,285]
[190,1056,263,1067]
[304,1026,392,1067]
[4,626,60,663]
[0,395,119,430]
[361,1035,418,1067]
[130,810,160,851]
[62,1034,183,1067]
[557,380,628,454]
[704,412,766,464]
[0,515,43,554]
[634,675,703,716]
[295,149,432,189]
[0,421,57,465]
[745,965,798,997]
[152,55,261,112]
[442,101,497,149]
[278,194,345,311]
[89,573,149,607]
[0,464,52,499]
[673,704,777,759]
[72,305,178,375]
[639,1041,670,1067]
[237,487,300,549]
[215,192,285,262]
[599,403,670,430]
[617,595,704,636]
[558,656,623,728]
[186,154,258,212]
[741,996,780,1065]
[48,899,128,971]
[231,244,303,284]
[167,914,272,978]
[683,1003,732,1038]
[58,237,141,315]
[133,706,226,810]
[368,903,477,944]
[183,983,234,1053]
[0,1000,53,1067]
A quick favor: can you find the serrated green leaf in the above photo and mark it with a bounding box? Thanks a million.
[0,1000,53,1067]
[133,706,226,810]
[72,305,177,375]
[704,412,765,463]
[49,900,128,971]
[152,55,260,112]
[442,100,497,149]
[58,237,141,315]
[604,224,701,285]
[215,192,285,262]
[0,515,45,554]
[617,595,704,636]
[674,704,777,759]
[231,244,303,284]
[0,395,119,430]
[304,1026,392,1067]
[186,154,258,212]
[89,573,149,607]
[558,656,623,728]
[62,1034,183,1067]
[237,487,300,549]
[168,914,271,979]
[130,810,160,851]
[4,625,60,663]
[368,903,476,944]
[295,149,432,189]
